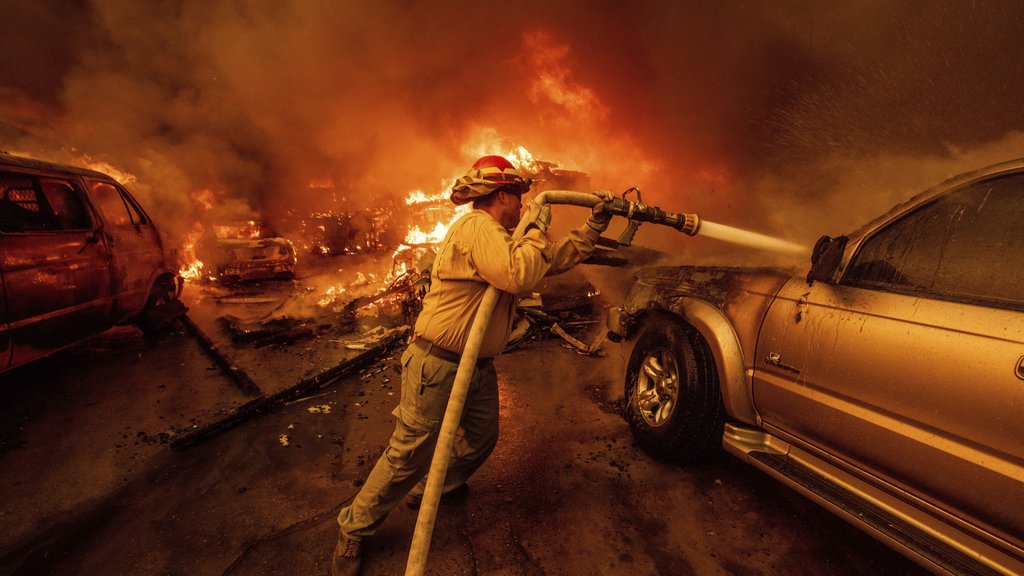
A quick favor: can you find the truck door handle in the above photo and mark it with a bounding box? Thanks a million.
[1016,356,1024,380]
[765,351,801,375]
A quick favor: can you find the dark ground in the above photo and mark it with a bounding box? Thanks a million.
[0,261,929,576]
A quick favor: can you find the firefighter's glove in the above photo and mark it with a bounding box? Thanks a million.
[524,199,552,234]
[587,189,614,233]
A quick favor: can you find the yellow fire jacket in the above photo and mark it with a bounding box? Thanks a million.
[414,209,601,358]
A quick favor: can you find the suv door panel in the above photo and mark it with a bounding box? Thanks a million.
[755,279,1024,546]
[0,173,113,367]
[84,178,163,317]
[753,173,1024,549]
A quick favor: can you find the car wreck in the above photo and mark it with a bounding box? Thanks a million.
[607,160,1024,576]
[196,221,296,283]
[0,153,183,373]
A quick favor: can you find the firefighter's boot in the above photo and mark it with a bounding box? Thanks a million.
[330,531,362,576]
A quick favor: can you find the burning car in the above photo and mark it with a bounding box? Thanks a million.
[196,221,296,283]
[607,160,1024,575]
[0,153,182,373]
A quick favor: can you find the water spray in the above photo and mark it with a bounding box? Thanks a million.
[405,188,803,575]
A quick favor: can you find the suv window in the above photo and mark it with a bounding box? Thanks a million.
[87,180,147,226]
[844,172,1024,309]
[0,173,92,233]
[40,179,93,230]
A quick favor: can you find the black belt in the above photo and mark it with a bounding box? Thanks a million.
[412,337,492,366]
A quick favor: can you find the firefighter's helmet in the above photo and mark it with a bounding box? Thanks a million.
[450,155,532,205]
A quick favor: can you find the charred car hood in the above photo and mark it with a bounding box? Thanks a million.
[627,265,791,312]
[216,238,293,260]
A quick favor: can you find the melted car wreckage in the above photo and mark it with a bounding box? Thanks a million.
[196,221,297,283]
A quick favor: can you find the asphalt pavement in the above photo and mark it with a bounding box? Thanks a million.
[0,315,927,576]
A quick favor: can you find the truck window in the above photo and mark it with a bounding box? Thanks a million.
[87,180,147,226]
[845,173,1024,309]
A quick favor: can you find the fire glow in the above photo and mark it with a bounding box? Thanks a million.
[178,223,206,281]
[400,146,539,246]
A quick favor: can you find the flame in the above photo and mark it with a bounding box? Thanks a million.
[76,156,138,186]
[179,258,205,281]
[178,222,205,280]
[405,190,433,204]
[403,205,471,244]
[318,284,347,307]
[397,144,532,246]
[312,143,542,307]
[506,145,538,171]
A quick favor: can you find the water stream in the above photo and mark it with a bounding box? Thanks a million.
[697,220,807,256]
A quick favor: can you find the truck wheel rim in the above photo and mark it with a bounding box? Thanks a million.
[635,348,679,427]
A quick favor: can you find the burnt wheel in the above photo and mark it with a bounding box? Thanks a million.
[625,314,725,462]
[137,277,184,337]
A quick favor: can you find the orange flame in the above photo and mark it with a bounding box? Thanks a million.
[178,222,205,280]
[76,156,137,186]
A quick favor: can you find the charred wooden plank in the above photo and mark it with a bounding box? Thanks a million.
[170,327,409,450]
[178,314,262,397]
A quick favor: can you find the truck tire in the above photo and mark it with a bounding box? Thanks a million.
[624,315,725,462]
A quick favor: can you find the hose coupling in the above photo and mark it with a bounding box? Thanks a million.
[679,212,701,236]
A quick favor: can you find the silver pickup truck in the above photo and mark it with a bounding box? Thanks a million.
[607,160,1024,576]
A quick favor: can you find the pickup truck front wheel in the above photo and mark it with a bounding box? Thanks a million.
[625,317,724,462]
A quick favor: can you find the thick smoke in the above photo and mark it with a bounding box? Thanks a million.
[2,1,1024,258]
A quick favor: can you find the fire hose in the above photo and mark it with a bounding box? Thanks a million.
[404,189,699,575]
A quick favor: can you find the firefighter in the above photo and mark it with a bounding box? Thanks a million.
[331,155,612,575]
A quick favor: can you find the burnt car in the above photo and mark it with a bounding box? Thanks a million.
[607,160,1024,575]
[196,221,296,283]
[0,153,181,373]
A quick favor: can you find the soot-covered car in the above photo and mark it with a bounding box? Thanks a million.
[0,153,181,373]
[197,221,296,283]
[607,160,1023,575]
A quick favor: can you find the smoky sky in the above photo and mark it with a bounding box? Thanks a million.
[2,0,1024,248]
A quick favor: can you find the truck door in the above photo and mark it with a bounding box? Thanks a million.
[83,179,164,319]
[0,172,113,369]
[753,174,1024,548]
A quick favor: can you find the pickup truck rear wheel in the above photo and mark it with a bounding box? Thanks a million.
[625,317,724,462]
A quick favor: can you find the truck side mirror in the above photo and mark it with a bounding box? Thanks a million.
[806,235,847,285]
